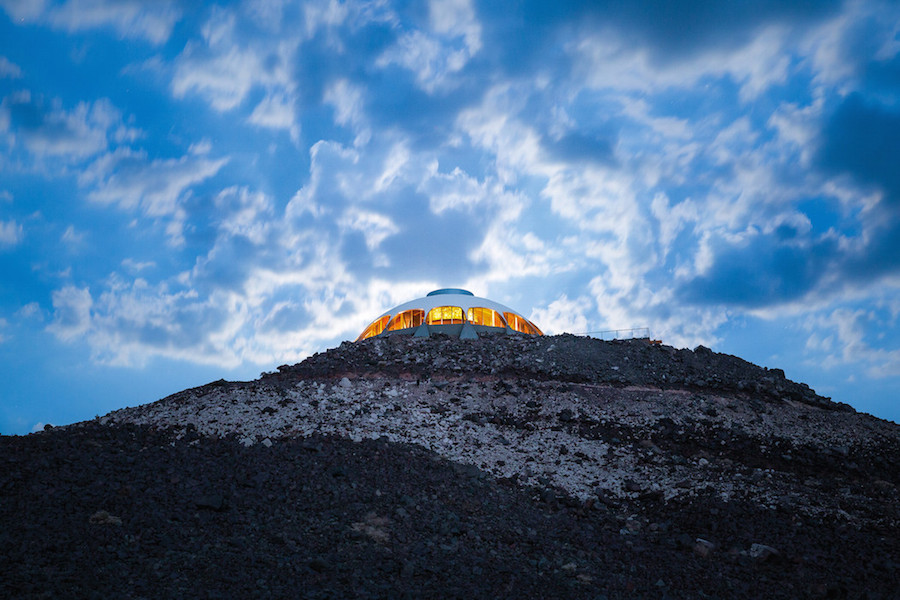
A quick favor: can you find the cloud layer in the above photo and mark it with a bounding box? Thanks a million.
[2,0,900,429]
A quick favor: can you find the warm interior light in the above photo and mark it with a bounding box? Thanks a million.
[504,311,540,335]
[356,315,391,341]
[426,306,464,325]
[467,307,507,328]
[387,309,425,331]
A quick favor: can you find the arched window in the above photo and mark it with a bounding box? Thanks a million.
[467,307,507,328]
[387,309,424,332]
[503,312,542,335]
[355,315,391,341]
[426,306,464,325]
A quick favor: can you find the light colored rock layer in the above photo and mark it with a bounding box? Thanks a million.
[102,376,894,521]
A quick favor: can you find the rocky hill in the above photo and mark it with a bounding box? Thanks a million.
[2,334,898,599]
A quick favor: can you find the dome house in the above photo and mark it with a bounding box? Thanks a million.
[356,288,543,341]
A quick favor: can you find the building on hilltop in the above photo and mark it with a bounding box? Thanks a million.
[356,288,543,341]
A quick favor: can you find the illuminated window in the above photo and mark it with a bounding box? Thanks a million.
[387,309,425,331]
[356,315,391,341]
[467,307,507,328]
[426,306,464,325]
[504,312,541,335]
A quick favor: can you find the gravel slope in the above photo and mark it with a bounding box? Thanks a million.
[2,334,898,599]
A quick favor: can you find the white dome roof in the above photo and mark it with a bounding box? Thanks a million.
[356,288,542,341]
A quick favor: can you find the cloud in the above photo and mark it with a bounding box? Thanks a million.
[80,147,228,244]
[678,230,841,308]
[818,93,900,202]
[374,0,481,93]
[338,210,398,252]
[247,92,299,140]
[61,224,85,246]
[0,219,23,246]
[16,302,42,319]
[0,56,22,78]
[529,294,591,335]
[803,304,900,379]
[18,0,900,410]
[0,93,130,161]
[213,186,275,245]
[323,78,369,144]
[171,10,297,112]
[46,285,93,341]
[121,258,155,273]
[0,0,181,44]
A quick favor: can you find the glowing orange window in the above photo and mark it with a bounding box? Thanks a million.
[467,307,507,328]
[426,306,464,325]
[355,315,391,341]
[503,312,541,335]
[387,309,425,331]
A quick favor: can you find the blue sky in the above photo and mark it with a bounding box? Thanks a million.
[1,0,899,434]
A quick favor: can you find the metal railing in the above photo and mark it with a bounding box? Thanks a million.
[576,327,651,341]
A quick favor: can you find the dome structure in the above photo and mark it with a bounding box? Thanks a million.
[356,288,543,342]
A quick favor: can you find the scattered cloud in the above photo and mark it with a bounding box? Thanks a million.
[247,92,299,140]
[0,219,23,246]
[0,56,22,78]
[80,148,228,244]
[5,0,900,431]
[171,10,298,112]
[61,224,85,246]
[0,93,126,160]
[803,304,900,378]
[16,302,43,319]
[0,0,181,44]
[46,285,93,341]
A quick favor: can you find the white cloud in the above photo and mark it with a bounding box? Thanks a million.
[82,148,227,214]
[80,148,227,245]
[213,187,275,245]
[244,0,291,30]
[173,44,270,111]
[247,92,298,140]
[1,94,124,160]
[0,219,23,246]
[171,10,297,112]
[47,285,93,341]
[323,78,370,145]
[0,0,49,21]
[188,139,212,155]
[338,210,399,251]
[529,294,591,335]
[16,302,42,319]
[0,56,22,78]
[429,0,481,54]
[803,305,900,379]
[376,0,482,92]
[61,224,85,245]
[1,0,180,44]
[300,0,351,39]
[570,23,793,102]
[121,258,155,273]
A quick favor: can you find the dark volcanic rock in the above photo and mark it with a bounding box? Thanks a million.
[264,334,843,410]
[3,334,898,599]
[3,422,899,599]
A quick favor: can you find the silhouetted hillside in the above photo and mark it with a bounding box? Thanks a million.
[2,335,897,599]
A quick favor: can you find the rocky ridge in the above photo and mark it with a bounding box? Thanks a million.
[3,334,899,598]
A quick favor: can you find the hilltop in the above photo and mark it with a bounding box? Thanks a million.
[2,334,898,598]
